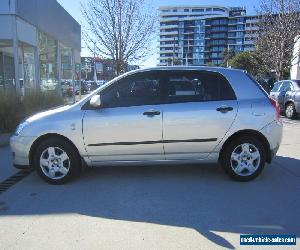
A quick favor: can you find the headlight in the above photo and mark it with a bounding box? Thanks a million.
[15,121,28,136]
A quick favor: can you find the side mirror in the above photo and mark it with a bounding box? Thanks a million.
[90,95,101,108]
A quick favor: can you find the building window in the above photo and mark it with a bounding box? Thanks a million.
[21,43,36,91]
[0,40,15,91]
[237,24,244,30]
[60,44,73,85]
[213,8,226,12]
[236,31,244,37]
[39,32,59,92]
[192,9,204,12]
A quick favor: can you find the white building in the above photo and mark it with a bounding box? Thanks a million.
[290,35,300,80]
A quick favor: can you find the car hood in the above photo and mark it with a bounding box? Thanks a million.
[26,105,71,123]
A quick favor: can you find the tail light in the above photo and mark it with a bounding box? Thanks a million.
[269,96,280,120]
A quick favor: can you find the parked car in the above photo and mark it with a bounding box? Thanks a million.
[81,81,89,94]
[60,81,70,96]
[10,67,283,184]
[270,80,300,119]
[89,81,98,91]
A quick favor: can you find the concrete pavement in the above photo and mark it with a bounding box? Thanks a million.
[0,118,299,249]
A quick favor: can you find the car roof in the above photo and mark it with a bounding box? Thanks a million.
[131,66,245,74]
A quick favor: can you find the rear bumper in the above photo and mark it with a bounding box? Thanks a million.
[259,120,283,162]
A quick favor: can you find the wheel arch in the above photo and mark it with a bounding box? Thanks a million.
[219,129,271,164]
[29,133,82,168]
[285,100,295,109]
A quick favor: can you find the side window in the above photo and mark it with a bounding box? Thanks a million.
[271,82,282,92]
[164,71,236,103]
[280,81,291,92]
[288,82,294,91]
[101,72,161,108]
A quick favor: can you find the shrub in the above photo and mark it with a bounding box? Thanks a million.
[22,90,64,116]
[0,90,64,133]
[0,90,24,133]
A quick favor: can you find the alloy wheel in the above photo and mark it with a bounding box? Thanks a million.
[286,104,294,118]
[40,147,70,180]
[230,143,261,176]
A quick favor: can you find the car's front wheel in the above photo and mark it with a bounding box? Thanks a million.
[285,103,296,119]
[33,138,81,184]
[221,136,266,181]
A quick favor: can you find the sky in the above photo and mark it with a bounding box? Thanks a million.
[57,0,261,67]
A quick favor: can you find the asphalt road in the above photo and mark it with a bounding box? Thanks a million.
[0,117,299,249]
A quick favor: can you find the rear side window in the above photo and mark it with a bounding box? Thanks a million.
[271,82,282,92]
[164,71,236,103]
[280,81,293,92]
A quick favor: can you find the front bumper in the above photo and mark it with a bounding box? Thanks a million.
[10,135,37,167]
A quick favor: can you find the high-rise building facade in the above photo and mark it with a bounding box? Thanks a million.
[159,6,259,66]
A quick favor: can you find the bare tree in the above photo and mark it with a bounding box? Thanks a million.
[81,0,156,76]
[256,0,300,80]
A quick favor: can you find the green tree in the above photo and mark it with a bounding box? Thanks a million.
[221,48,236,67]
[166,57,182,66]
[228,51,263,77]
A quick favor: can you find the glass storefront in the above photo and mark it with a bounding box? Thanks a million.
[0,33,78,98]
[60,44,73,96]
[38,32,59,92]
[22,44,36,91]
[0,40,15,91]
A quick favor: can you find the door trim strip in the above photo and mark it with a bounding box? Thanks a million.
[88,138,218,147]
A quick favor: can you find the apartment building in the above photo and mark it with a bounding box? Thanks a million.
[159,6,259,66]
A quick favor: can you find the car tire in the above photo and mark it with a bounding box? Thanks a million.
[33,138,81,184]
[285,103,296,119]
[221,136,266,181]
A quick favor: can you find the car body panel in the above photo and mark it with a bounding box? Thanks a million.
[161,100,237,160]
[83,105,164,162]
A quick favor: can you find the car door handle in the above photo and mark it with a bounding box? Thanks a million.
[143,110,161,116]
[216,106,233,113]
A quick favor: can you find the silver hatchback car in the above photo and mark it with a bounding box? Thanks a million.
[10,67,283,184]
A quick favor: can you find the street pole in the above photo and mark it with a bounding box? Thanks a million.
[226,44,230,68]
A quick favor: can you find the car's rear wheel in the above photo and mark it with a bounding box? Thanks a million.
[285,103,296,119]
[33,138,81,184]
[221,136,266,181]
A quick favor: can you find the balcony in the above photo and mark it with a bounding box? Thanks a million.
[160,25,179,30]
[160,30,178,36]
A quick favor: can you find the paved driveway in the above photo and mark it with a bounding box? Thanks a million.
[0,118,299,249]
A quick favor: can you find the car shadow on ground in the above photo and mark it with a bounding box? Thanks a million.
[1,157,300,249]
